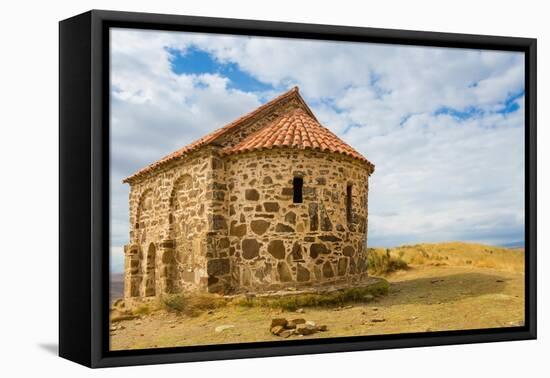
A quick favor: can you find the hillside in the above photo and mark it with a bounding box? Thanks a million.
[110,241,525,350]
[369,242,524,273]
[110,273,124,303]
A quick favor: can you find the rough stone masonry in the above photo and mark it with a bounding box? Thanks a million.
[122,87,375,297]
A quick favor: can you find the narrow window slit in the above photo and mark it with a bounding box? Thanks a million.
[293,177,303,203]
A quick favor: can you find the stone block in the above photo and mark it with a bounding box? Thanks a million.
[245,189,259,201]
[267,240,286,259]
[207,258,230,276]
[296,264,311,282]
[308,203,319,231]
[337,257,348,276]
[290,241,303,261]
[275,223,294,232]
[284,211,297,224]
[309,243,328,258]
[277,262,293,282]
[210,214,227,230]
[319,235,342,242]
[263,202,280,212]
[343,246,355,257]
[250,219,270,235]
[242,239,260,260]
[230,222,247,237]
[322,261,335,278]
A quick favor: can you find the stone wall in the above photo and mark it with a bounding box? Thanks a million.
[223,148,372,292]
[123,145,372,297]
[124,148,216,298]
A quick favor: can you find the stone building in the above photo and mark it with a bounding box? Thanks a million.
[122,87,375,298]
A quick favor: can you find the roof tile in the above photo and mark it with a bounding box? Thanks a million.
[221,108,372,168]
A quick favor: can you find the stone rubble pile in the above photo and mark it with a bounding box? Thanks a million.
[270,318,328,338]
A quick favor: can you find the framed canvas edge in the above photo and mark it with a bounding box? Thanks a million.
[59,9,537,369]
[59,10,93,367]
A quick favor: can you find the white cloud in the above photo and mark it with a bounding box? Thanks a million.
[358,108,524,246]
[109,29,264,272]
[109,28,525,271]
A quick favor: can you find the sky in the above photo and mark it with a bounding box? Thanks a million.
[110,28,525,273]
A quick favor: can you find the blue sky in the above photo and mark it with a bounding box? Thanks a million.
[168,47,274,92]
[109,29,525,272]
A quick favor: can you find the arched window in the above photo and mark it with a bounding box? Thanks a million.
[346,184,353,223]
[136,189,154,231]
[293,177,303,203]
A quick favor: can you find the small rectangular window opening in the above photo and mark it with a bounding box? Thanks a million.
[346,184,353,223]
[293,177,303,203]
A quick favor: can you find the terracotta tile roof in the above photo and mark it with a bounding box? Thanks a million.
[123,87,312,183]
[222,108,373,168]
[123,87,373,183]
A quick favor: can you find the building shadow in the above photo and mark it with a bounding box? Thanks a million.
[376,272,516,307]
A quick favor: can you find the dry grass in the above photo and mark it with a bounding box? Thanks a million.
[110,263,525,350]
[160,281,390,315]
[365,242,523,275]
[110,243,525,350]
[234,280,389,311]
[110,300,154,322]
[389,242,524,273]
[133,304,153,316]
[162,292,227,317]
[367,248,409,275]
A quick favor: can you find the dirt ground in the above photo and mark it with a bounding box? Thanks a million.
[110,263,524,350]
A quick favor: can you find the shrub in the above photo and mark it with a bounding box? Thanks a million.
[367,248,409,275]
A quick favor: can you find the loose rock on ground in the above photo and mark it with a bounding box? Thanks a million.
[270,318,327,338]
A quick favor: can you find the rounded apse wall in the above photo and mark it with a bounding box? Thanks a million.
[223,147,371,291]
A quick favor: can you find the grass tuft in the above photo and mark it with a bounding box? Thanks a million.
[367,248,409,275]
[132,304,152,316]
[162,292,227,317]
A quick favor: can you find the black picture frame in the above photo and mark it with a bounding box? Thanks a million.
[59,9,537,368]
